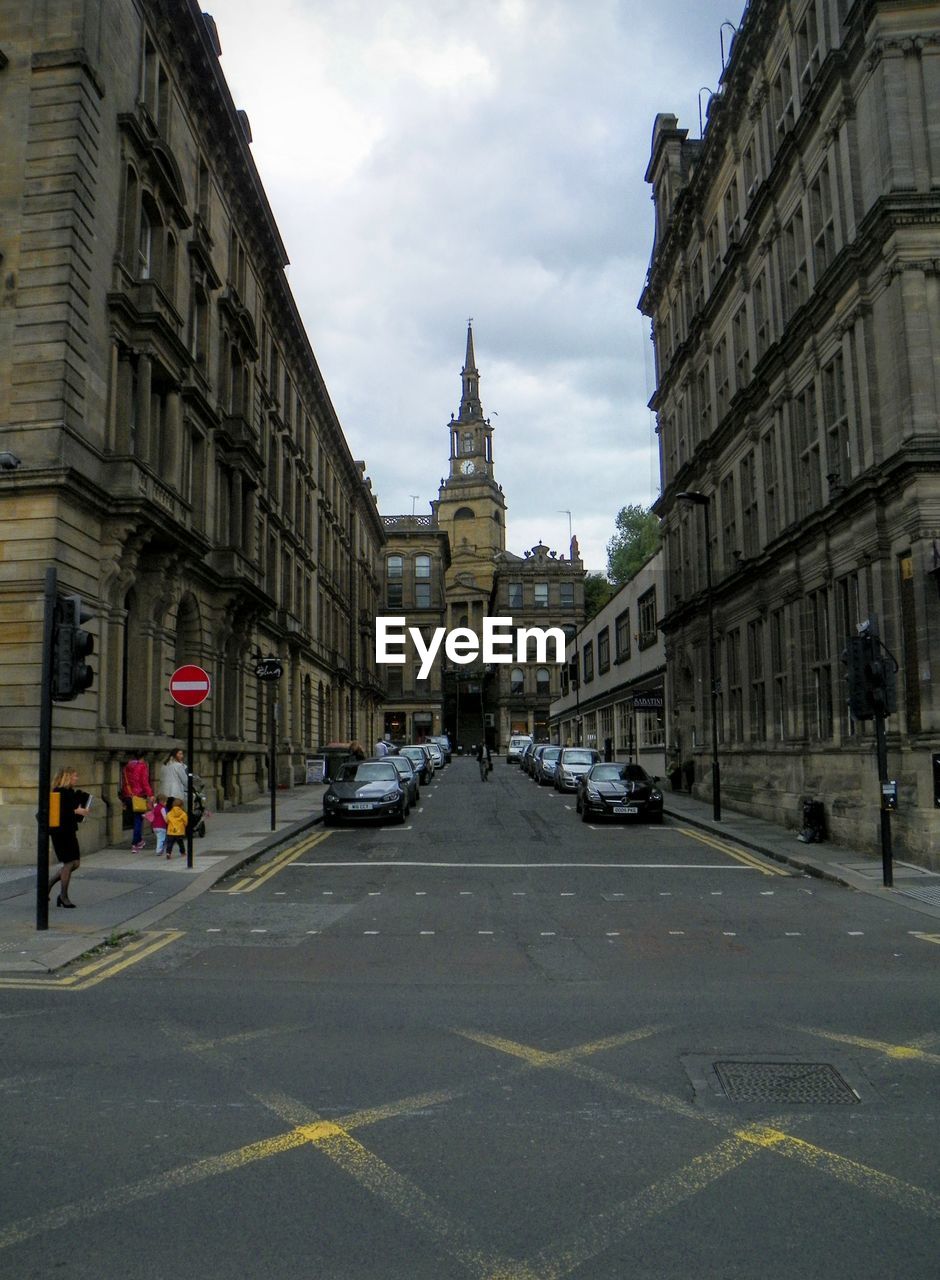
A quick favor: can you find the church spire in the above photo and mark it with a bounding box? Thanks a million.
[458,319,483,422]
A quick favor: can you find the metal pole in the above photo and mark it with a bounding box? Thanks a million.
[703,502,721,821]
[36,567,57,930]
[186,707,194,869]
[874,709,893,887]
[270,682,277,831]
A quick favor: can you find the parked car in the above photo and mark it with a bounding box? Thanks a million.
[430,735,452,764]
[526,744,550,778]
[388,754,420,808]
[535,745,562,786]
[553,746,602,792]
[519,741,538,775]
[322,759,409,825]
[425,741,444,770]
[506,734,532,765]
[399,745,434,785]
[576,762,664,823]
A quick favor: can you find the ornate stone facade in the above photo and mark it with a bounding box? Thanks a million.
[0,0,385,860]
[641,0,940,864]
[383,327,585,750]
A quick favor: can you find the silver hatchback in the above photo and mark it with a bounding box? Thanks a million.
[553,747,602,792]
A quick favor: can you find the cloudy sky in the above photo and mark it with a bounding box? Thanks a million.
[212,0,744,572]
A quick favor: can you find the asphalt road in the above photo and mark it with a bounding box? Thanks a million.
[2,758,939,1278]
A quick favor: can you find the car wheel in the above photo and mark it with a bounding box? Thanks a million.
[575,796,581,814]
[395,801,407,824]
[581,802,590,823]
[322,813,335,827]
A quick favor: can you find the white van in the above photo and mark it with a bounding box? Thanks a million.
[506,734,533,765]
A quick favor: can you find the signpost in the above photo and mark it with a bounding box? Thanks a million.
[169,664,210,869]
[255,655,283,830]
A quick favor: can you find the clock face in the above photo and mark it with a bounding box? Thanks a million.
[460,459,476,475]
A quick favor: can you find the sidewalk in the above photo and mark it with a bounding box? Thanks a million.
[0,787,324,975]
[664,789,940,923]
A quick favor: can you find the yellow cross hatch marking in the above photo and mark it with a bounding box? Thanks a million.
[794,1026,940,1066]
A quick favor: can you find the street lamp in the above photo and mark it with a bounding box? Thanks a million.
[677,490,721,821]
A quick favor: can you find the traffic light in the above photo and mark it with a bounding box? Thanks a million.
[52,595,94,701]
[842,633,897,720]
[843,634,873,720]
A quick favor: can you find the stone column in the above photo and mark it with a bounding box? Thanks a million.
[135,353,152,463]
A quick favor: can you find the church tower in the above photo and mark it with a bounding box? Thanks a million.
[434,323,507,621]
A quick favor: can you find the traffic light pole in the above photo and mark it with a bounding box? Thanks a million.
[36,567,56,930]
[874,708,893,887]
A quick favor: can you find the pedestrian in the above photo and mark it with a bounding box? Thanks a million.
[49,766,90,908]
[374,737,389,758]
[121,750,154,851]
[349,741,366,760]
[148,794,168,856]
[159,748,190,805]
[164,797,188,858]
[475,742,488,782]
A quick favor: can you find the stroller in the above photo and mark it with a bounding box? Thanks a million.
[190,775,209,837]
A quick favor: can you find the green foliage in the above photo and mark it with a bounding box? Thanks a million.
[606,504,661,586]
[583,573,614,621]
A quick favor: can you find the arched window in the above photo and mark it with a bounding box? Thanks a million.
[536,667,551,696]
[137,202,153,279]
[510,667,525,697]
[462,432,473,454]
[454,506,474,520]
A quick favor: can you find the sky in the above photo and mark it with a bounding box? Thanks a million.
[211,0,745,572]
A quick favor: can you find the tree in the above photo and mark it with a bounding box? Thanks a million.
[606,504,661,586]
[583,572,614,621]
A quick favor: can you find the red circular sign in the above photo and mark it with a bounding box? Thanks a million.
[169,664,211,707]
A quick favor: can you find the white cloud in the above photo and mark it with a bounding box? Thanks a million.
[211,0,743,569]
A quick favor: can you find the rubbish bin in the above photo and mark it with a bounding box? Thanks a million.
[319,742,355,781]
[797,798,825,843]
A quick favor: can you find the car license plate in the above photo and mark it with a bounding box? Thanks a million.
[349,802,374,811]
[613,805,638,814]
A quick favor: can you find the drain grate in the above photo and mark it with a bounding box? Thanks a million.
[896,884,940,907]
[714,1060,858,1104]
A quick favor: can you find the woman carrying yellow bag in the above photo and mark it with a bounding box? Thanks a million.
[121,751,154,851]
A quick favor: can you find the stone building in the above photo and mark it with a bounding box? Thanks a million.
[0,0,385,860]
[549,551,669,782]
[382,326,585,750]
[640,0,940,863]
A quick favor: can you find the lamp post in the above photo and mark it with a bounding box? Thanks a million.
[678,490,720,821]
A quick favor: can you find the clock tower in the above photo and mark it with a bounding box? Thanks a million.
[434,323,507,612]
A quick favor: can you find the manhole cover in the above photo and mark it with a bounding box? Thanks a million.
[714,1061,858,1104]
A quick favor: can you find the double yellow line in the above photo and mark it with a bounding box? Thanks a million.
[679,826,788,875]
[0,930,183,992]
[223,827,332,894]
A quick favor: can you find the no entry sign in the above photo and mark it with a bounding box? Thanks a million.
[169,664,211,707]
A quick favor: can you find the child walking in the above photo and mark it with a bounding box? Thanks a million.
[164,797,188,858]
[148,795,168,856]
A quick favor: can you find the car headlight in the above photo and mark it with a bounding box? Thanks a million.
[324,792,337,804]
[586,785,601,799]
[381,791,399,803]
[650,789,663,801]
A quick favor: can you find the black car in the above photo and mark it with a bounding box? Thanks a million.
[575,763,664,823]
[323,759,409,825]
[388,754,420,808]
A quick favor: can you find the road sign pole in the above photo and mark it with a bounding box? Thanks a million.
[874,707,893,887]
[36,567,56,931]
[186,705,195,869]
[270,682,277,832]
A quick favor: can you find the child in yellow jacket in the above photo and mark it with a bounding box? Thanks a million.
[165,797,188,858]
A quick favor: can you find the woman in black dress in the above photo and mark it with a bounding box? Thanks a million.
[49,766,89,908]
